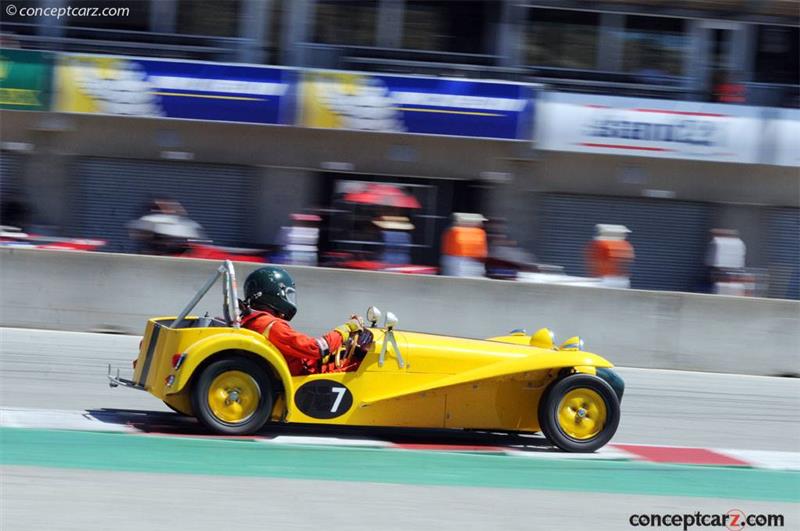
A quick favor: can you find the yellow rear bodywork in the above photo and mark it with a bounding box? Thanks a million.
[133,318,613,433]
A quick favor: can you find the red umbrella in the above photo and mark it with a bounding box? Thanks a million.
[343,183,421,209]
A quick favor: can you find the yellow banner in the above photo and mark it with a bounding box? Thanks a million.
[300,71,404,132]
[55,54,160,116]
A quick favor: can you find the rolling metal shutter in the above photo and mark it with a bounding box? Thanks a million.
[767,207,800,300]
[71,157,255,253]
[536,193,713,292]
[0,152,25,200]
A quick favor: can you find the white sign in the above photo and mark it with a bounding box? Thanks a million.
[537,93,763,164]
[768,109,800,167]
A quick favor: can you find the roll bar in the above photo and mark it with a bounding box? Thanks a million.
[172,260,240,329]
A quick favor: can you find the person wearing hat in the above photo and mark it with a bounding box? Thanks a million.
[127,198,204,256]
[373,215,414,265]
[277,213,321,266]
[705,228,747,295]
[585,224,635,288]
[440,213,488,278]
[240,266,364,375]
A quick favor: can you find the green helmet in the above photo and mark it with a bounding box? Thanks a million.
[243,266,297,321]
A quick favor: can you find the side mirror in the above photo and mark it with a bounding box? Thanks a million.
[384,312,398,330]
[367,306,382,327]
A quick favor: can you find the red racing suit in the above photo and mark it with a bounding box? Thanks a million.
[241,310,344,376]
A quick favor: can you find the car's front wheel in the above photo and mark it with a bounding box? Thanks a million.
[191,356,273,435]
[538,373,620,453]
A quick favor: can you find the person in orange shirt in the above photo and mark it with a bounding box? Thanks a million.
[441,213,488,277]
[585,224,635,288]
[239,266,363,375]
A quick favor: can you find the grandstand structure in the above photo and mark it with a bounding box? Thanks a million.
[2,0,797,106]
[1,1,798,297]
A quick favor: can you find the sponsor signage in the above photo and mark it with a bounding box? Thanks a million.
[21,50,793,163]
[0,49,55,111]
[54,54,297,125]
[767,109,800,167]
[537,93,763,163]
[300,70,536,140]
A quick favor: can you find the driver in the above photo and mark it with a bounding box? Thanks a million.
[239,266,363,375]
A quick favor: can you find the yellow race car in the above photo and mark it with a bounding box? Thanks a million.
[109,261,624,452]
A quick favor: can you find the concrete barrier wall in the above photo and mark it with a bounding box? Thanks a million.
[1,248,798,375]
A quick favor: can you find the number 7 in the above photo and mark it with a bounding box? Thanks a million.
[331,387,346,413]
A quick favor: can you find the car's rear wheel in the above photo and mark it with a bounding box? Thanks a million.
[191,357,273,435]
[538,373,620,453]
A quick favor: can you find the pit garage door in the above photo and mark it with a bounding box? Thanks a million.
[0,151,28,226]
[536,193,713,292]
[767,207,800,299]
[0,151,25,199]
[70,157,256,253]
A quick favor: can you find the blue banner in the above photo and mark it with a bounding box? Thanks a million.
[56,54,297,125]
[55,54,536,139]
[300,71,536,140]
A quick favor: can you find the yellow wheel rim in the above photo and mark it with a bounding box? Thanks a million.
[207,370,260,424]
[557,388,607,440]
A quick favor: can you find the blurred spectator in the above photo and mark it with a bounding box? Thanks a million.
[705,228,748,295]
[441,213,487,278]
[128,198,204,256]
[585,224,635,288]
[373,215,414,265]
[277,213,321,266]
[148,198,188,217]
[712,70,746,104]
[485,217,535,280]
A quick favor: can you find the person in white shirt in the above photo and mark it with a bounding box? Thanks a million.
[706,228,747,295]
[278,213,320,266]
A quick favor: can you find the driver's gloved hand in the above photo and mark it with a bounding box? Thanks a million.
[335,317,363,341]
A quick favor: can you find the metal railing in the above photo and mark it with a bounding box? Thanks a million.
[2,21,796,107]
[322,44,696,100]
[0,22,245,61]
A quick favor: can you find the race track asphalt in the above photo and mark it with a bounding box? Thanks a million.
[3,465,797,531]
[1,327,798,531]
[2,327,798,451]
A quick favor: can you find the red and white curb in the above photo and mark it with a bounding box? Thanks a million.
[2,407,798,471]
[608,444,800,471]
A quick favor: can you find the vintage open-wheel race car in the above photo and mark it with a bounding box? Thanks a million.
[110,261,624,452]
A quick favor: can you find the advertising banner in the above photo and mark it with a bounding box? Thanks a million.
[767,109,800,167]
[537,93,763,163]
[0,49,55,111]
[300,71,535,140]
[54,54,297,125]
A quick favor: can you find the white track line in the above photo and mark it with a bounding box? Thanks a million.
[264,436,393,447]
[0,407,135,432]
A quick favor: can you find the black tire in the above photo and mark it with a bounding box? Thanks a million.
[191,356,273,435]
[538,373,620,453]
